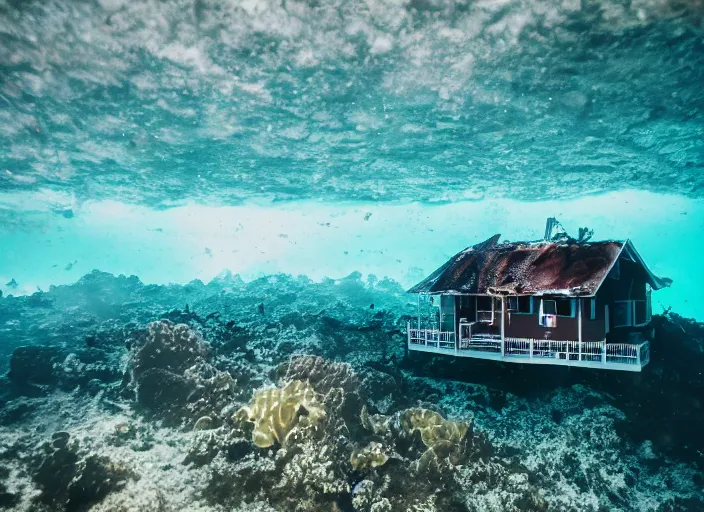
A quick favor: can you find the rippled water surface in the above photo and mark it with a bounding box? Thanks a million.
[1,0,703,205]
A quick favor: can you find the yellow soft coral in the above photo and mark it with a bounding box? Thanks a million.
[399,408,468,450]
[235,380,326,448]
[350,442,389,470]
[360,405,390,435]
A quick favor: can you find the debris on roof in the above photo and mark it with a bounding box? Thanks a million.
[408,234,671,296]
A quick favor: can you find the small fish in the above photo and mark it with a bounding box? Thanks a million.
[6,279,18,289]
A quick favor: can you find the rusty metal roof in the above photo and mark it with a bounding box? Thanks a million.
[407,234,671,296]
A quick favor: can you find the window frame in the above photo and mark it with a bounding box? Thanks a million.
[612,299,649,328]
[538,299,557,327]
[507,296,533,314]
[538,297,575,327]
[633,300,648,326]
[612,300,632,327]
[554,298,575,317]
[476,295,495,323]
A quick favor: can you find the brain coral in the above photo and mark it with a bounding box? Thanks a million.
[235,380,326,448]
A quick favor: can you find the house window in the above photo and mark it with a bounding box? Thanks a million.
[539,299,557,327]
[508,296,532,314]
[476,296,494,323]
[634,301,647,326]
[555,298,574,317]
[542,300,557,316]
[589,298,596,320]
[538,298,574,327]
[613,301,632,327]
[613,300,649,328]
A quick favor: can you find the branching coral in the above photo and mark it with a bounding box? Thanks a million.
[235,380,326,448]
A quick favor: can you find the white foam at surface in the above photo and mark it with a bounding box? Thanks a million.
[0,190,701,320]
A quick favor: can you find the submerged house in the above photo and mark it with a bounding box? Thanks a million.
[406,220,671,372]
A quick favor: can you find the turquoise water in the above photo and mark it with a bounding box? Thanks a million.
[1,0,703,318]
[1,190,703,319]
[1,1,704,511]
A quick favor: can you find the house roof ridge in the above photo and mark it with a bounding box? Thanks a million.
[493,237,626,248]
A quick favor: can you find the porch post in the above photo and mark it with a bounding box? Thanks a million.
[601,340,606,364]
[500,296,506,358]
[454,296,459,355]
[417,294,421,330]
[578,298,582,361]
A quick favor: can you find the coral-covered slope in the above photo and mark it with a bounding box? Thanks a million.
[0,272,702,511]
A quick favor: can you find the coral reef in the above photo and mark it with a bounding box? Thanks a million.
[8,346,63,385]
[124,320,241,425]
[129,320,211,380]
[0,272,703,511]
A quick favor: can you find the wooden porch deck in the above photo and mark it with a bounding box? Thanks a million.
[407,325,650,372]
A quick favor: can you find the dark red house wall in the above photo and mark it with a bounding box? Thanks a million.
[449,295,613,342]
[581,297,606,342]
[501,297,606,342]
[503,306,579,341]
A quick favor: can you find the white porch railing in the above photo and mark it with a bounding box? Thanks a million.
[408,328,456,350]
[408,323,649,368]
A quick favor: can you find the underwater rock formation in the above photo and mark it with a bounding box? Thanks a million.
[124,320,241,425]
[129,320,211,380]
[31,431,134,511]
[8,346,64,385]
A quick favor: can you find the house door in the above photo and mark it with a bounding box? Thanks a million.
[440,295,455,333]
